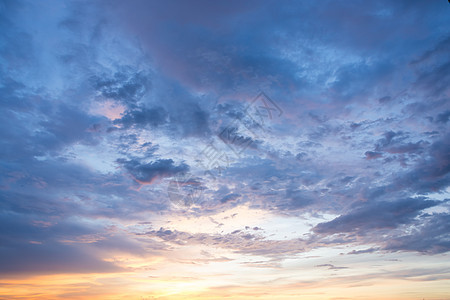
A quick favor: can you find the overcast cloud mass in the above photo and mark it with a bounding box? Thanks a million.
[0,0,450,299]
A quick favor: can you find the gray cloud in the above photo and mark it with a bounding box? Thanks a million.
[314,198,438,235]
[114,107,168,129]
[91,67,151,107]
[117,158,189,184]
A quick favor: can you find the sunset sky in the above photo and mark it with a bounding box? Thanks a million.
[1,0,450,299]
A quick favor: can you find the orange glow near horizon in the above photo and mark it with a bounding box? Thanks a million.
[1,205,449,300]
[2,270,449,299]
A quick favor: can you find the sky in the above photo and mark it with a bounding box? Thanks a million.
[0,0,450,299]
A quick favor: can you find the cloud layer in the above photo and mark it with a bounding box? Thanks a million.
[0,0,449,299]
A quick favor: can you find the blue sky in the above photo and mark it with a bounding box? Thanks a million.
[1,1,450,299]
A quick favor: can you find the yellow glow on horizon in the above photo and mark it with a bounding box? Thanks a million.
[2,250,449,300]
